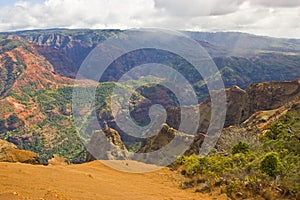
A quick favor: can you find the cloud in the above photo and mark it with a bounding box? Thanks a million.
[0,0,299,38]
[250,0,300,8]
[154,0,244,16]
[0,0,157,31]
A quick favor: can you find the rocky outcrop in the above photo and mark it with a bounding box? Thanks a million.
[48,154,70,166]
[166,79,300,133]
[138,123,201,156]
[0,140,42,164]
[224,85,247,126]
[244,79,300,119]
[86,127,128,162]
[138,124,178,153]
[215,100,300,154]
[139,80,300,155]
[242,102,300,130]
[102,127,127,151]
[218,79,300,127]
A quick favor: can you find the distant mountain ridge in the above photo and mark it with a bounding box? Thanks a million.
[1,29,299,87]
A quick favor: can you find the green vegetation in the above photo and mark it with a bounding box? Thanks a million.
[0,87,87,163]
[232,141,250,155]
[16,29,122,48]
[176,108,300,199]
[260,152,283,177]
[0,54,26,96]
[34,87,86,163]
[0,118,6,131]
[0,82,142,162]
[0,39,27,53]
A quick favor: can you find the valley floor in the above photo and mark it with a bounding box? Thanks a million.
[0,161,226,200]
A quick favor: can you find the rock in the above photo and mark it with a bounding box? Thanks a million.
[0,140,42,164]
[235,192,243,198]
[48,154,70,166]
[138,124,177,153]
[102,127,127,151]
[148,79,300,155]
[181,181,194,189]
[184,133,205,156]
[195,183,210,193]
[0,140,17,149]
[243,101,300,130]
[86,127,128,161]
[138,123,194,154]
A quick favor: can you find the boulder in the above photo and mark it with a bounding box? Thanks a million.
[48,154,70,166]
[0,140,42,164]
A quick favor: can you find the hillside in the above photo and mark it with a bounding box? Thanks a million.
[0,36,91,163]
[174,100,300,199]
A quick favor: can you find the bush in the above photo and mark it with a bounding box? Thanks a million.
[174,107,300,198]
[7,113,21,126]
[0,118,6,131]
[181,154,201,176]
[260,152,283,177]
[232,141,250,155]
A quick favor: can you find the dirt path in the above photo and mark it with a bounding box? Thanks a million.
[0,161,226,200]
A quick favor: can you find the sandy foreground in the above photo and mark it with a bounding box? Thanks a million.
[0,161,227,200]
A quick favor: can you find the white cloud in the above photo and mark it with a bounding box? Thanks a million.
[154,0,244,16]
[0,0,299,38]
[250,0,300,8]
[0,0,157,30]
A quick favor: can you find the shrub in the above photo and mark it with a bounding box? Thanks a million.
[182,155,201,176]
[6,113,22,128]
[260,152,283,177]
[0,118,6,131]
[226,178,242,196]
[232,141,250,155]
[176,155,202,176]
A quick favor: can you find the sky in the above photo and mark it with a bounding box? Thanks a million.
[0,0,299,38]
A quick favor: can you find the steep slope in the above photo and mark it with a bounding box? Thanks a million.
[12,29,121,78]
[0,36,74,96]
[140,79,300,155]
[0,36,87,163]
[214,54,300,89]
[163,79,300,135]
[0,36,74,130]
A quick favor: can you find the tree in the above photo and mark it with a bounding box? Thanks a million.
[260,152,283,177]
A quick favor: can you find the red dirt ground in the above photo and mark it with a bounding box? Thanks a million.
[0,161,227,200]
